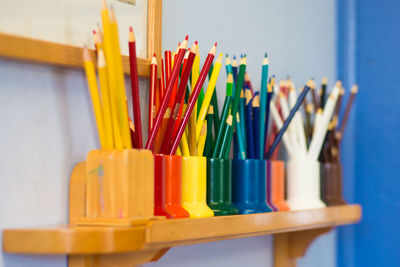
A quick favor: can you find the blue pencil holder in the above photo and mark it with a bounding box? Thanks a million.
[232,159,274,214]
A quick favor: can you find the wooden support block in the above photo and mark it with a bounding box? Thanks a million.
[274,227,333,267]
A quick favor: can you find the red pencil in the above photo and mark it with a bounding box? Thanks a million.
[165,50,172,86]
[168,43,217,155]
[161,57,166,96]
[145,36,189,150]
[149,53,157,134]
[128,27,143,148]
[160,44,197,153]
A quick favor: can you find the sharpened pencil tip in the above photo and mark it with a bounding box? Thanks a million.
[233,55,236,60]
[129,26,133,32]
[194,40,198,45]
[93,30,96,34]
[265,52,268,57]
[214,42,218,47]
[185,35,189,40]
[351,84,359,94]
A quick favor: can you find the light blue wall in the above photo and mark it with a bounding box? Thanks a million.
[0,0,337,266]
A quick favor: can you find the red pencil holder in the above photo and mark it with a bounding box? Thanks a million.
[154,154,170,217]
[269,160,290,211]
[163,155,190,218]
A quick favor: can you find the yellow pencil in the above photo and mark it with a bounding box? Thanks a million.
[97,48,115,149]
[110,7,132,149]
[195,53,223,141]
[83,48,106,148]
[197,120,207,156]
[180,132,191,156]
[100,0,123,149]
[176,146,182,156]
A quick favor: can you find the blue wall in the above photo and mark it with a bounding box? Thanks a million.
[337,0,400,266]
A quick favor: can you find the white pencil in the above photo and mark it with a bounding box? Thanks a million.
[308,83,341,160]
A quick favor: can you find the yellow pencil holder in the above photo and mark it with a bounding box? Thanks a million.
[83,149,154,222]
[182,156,214,218]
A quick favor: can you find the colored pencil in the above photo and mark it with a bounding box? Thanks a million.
[220,56,247,159]
[319,77,328,108]
[308,82,341,160]
[145,36,188,150]
[269,99,293,156]
[161,57,166,96]
[100,1,123,148]
[339,84,358,135]
[128,26,143,148]
[310,78,319,109]
[149,54,157,134]
[259,53,269,158]
[232,55,238,92]
[252,92,260,158]
[197,121,208,156]
[159,43,196,154]
[204,105,215,157]
[83,47,106,148]
[208,64,221,135]
[165,50,172,86]
[189,42,200,155]
[110,8,131,148]
[169,43,217,155]
[196,53,223,141]
[213,73,233,157]
[97,48,114,149]
[265,80,311,159]
[245,88,255,158]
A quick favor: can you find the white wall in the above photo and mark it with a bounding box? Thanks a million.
[0,0,336,266]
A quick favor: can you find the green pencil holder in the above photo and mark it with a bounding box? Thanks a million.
[207,158,239,216]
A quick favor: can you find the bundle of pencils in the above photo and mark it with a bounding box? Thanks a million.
[266,78,358,161]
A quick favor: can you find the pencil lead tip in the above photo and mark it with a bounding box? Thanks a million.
[244,53,247,57]
[153,53,156,57]
[185,35,189,40]
[226,53,229,57]
[93,30,96,34]
[129,26,133,32]
[214,42,218,47]
[194,40,198,45]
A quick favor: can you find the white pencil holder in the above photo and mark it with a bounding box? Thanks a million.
[286,160,326,210]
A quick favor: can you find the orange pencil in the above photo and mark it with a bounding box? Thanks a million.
[149,54,157,134]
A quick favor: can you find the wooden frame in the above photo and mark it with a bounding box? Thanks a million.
[0,0,162,78]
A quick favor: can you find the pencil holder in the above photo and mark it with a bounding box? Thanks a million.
[232,159,273,214]
[265,161,278,211]
[267,161,290,211]
[85,149,154,220]
[207,158,239,216]
[154,154,170,217]
[164,155,190,219]
[182,156,214,218]
[286,160,326,210]
[321,162,347,206]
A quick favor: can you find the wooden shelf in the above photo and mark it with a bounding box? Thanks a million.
[3,204,361,255]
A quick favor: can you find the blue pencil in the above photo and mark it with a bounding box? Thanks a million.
[263,76,275,158]
[245,88,255,158]
[265,81,311,159]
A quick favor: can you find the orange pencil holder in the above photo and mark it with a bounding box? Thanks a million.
[163,155,190,219]
[83,149,155,223]
[268,161,290,211]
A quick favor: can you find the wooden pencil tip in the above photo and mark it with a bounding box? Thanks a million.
[351,84,358,94]
[129,29,135,42]
[216,53,223,63]
[335,80,342,88]
[101,0,108,10]
[227,73,233,83]
[252,94,260,107]
[322,77,328,85]
[306,79,316,89]
[245,73,250,82]
[306,103,314,113]
[279,91,285,99]
[83,47,91,61]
